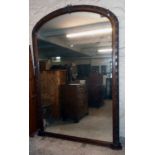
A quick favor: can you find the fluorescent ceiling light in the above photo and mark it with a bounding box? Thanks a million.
[66,28,112,38]
[98,48,112,53]
[52,56,61,62]
[56,56,61,60]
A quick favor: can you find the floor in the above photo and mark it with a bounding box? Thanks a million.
[45,100,112,142]
[29,136,125,155]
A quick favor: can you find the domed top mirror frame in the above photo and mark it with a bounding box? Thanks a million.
[32,5,121,149]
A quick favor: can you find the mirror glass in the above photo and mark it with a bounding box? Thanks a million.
[37,12,113,142]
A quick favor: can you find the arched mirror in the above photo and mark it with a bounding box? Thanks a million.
[32,5,121,149]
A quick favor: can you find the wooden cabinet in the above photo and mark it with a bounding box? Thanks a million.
[86,72,104,107]
[39,61,46,71]
[29,47,38,136]
[61,84,88,122]
[40,70,67,119]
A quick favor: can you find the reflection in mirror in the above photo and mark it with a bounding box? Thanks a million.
[38,12,113,142]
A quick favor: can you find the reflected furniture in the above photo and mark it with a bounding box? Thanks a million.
[77,64,91,79]
[86,71,104,107]
[106,78,112,99]
[61,84,88,122]
[40,70,67,119]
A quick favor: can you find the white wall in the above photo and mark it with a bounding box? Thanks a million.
[29,0,125,138]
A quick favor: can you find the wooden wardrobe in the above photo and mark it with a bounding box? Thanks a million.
[40,70,67,119]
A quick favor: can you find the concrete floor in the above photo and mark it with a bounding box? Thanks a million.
[45,100,112,142]
[29,136,125,155]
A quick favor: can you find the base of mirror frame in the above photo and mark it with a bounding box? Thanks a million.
[30,130,38,137]
[111,142,122,150]
[38,129,44,136]
[37,131,122,149]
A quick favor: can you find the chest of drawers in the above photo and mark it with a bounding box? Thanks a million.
[60,84,88,122]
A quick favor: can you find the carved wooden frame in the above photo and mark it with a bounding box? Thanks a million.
[32,5,122,149]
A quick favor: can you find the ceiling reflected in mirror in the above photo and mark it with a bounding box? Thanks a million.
[38,12,112,59]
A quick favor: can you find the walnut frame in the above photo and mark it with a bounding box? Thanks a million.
[32,5,122,149]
